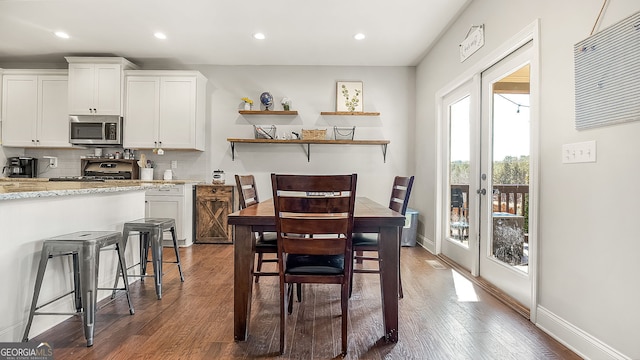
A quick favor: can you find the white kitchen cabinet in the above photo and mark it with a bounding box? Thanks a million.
[145,184,195,247]
[124,71,206,151]
[66,57,137,115]
[1,70,71,148]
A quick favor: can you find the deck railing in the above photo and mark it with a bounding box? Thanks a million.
[450,184,529,217]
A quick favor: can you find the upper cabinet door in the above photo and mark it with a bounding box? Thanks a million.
[1,75,38,146]
[94,64,122,115]
[124,76,160,148]
[68,63,122,115]
[68,63,95,115]
[38,76,71,147]
[158,77,197,149]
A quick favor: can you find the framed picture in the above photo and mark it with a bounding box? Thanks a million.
[336,81,363,112]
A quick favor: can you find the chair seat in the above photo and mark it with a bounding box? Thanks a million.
[352,233,379,247]
[286,254,344,275]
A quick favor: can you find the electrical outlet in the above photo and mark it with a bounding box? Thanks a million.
[43,156,58,168]
[171,160,178,169]
[562,141,596,164]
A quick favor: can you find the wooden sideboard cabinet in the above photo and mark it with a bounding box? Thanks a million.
[195,184,235,243]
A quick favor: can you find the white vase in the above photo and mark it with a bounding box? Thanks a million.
[244,103,251,111]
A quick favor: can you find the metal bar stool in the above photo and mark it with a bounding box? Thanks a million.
[113,218,184,300]
[23,231,134,347]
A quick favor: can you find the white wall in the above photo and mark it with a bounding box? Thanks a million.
[193,65,416,205]
[415,1,640,359]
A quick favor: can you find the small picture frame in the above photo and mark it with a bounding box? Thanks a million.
[336,81,363,112]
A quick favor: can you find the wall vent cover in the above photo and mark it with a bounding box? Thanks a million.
[574,11,640,130]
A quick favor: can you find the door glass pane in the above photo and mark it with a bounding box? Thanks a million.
[449,95,470,247]
[491,64,530,273]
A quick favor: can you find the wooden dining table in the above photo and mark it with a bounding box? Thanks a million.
[229,196,405,343]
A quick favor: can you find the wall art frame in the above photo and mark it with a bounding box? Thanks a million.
[336,81,363,112]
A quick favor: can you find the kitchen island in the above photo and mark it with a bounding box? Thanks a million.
[0,179,175,342]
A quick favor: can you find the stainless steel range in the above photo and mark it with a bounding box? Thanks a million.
[49,159,139,182]
[83,161,135,179]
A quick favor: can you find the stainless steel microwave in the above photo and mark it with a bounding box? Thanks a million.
[69,115,122,145]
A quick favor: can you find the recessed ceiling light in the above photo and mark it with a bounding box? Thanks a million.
[154,32,167,40]
[54,31,70,39]
[253,32,266,40]
[354,33,366,40]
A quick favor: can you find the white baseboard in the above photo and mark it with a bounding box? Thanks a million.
[416,233,435,254]
[536,306,631,360]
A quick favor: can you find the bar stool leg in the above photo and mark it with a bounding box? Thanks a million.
[115,240,135,315]
[22,245,52,342]
[78,244,98,347]
[141,232,150,281]
[112,228,129,299]
[150,227,163,299]
[72,253,82,311]
[170,226,184,282]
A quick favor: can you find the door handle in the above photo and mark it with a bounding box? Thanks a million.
[477,188,487,195]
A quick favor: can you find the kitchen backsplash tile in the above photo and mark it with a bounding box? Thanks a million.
[24,148,208,180]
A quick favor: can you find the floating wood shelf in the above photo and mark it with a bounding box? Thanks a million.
[320,111,380,116]
[238,110,298,115]
[227,138,390,162]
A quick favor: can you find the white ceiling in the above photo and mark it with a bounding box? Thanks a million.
[0,0,470,67]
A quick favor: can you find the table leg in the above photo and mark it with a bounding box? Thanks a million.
[378,226,399,342]
[234,225,255,341]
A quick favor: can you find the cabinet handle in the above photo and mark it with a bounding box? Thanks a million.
[32,139,36,143]
[210,189,217,193]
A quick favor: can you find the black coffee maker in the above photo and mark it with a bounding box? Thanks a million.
[3,157,38,178]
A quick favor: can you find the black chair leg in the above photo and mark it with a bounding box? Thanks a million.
[255,253,264,283]
[287,283,294,314]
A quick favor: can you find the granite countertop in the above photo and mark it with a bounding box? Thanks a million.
[0,179,205,201]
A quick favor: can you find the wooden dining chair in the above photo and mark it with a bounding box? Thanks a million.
[352,175,414,298]
[271,173,357,356]
[235,174,278,282]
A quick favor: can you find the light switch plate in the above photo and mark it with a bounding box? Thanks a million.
[171,160,178,169]
[562,141,596,164]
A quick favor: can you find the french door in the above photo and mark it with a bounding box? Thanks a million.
[441,41,535,310]
[441,80,478,273]
[478,42,533,308]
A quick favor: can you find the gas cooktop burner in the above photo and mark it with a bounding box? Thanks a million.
[49,175,127,182]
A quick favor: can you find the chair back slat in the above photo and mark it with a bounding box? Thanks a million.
[280,217,350,235]
[277,196,353,213]
[273,175,355,192]
[283,236,345,256]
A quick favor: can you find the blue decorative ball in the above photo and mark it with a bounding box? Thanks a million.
[260,92,273,110]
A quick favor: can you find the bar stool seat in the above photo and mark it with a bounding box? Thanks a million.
[114,218,184,300]
[23,231,134,347]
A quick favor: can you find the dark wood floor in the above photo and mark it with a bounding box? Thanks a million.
[31,244,581,359]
